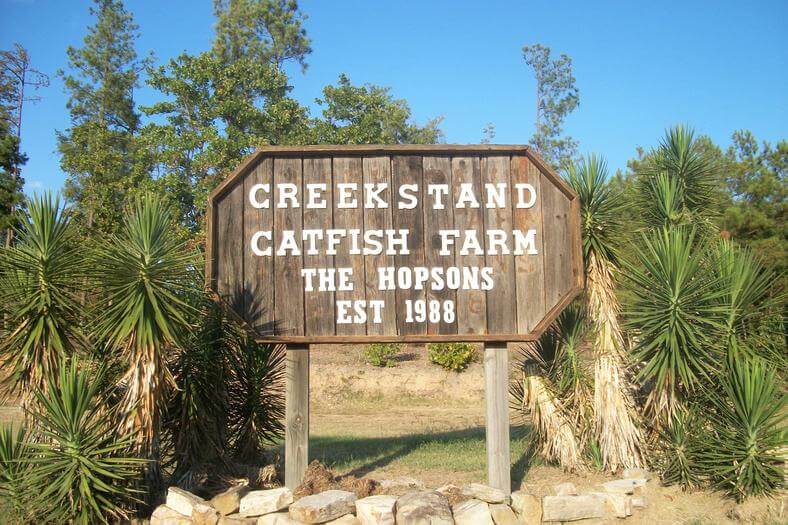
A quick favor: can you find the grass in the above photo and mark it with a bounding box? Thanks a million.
[290,424,539,486]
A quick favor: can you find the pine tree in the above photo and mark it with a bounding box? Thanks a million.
[58,0,150,237]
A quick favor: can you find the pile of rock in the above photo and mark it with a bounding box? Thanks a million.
[150,470,650,524]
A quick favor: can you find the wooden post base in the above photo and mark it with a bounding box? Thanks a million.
[484,343,511,493]
[285,344,309,489]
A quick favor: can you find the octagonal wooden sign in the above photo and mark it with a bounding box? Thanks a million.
[206,145,583,343]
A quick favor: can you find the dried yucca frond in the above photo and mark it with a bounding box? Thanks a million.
[519,374,584,470]
[587,253,643,470]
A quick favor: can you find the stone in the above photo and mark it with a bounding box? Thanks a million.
[166,487,209,517]
[461,483,509,504]
[239,488,294,517]
[325,516,360,525]
[151,505,191,525]
[435,484,461,495]
[257,512,301,525]
[510,491,541,525]
[542,495,606,522]
[622,468,651,480]
[193,505,221,525]
[355,494,396,525]
[452,499,494,525]
[553,482,578,496]
[395,491,453,525]
[218,514,257,525]
[590,492,632,518]
[489,503,519,525]
[212,485,248,516]
[601,478,647,495]
[289,490,357,524]
[632,495,648,509]
[376,477,425,493]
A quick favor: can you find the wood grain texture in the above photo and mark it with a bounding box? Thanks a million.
[243,158,276,333]
[302,158,335,336]
[540,171,572,308]
[332,157,366,335]
[392,155,426,335]
[482,156,517,333]
[451,156,487,335]
[422,156,457,335]
[285,344,309,489]
[362,156,397,335]
[273,158,305,336]
[512,155,546,333]
[484,343,511,493]
[215,181,244,310]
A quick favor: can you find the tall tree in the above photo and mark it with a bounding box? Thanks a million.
[58,0,150,237]
[310,74,443,145]
[0,44,49,246]
[213,0,312,71]
[523,44,579,170]
[721,130,786,273]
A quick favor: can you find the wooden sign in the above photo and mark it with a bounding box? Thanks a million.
[206,145,583,344]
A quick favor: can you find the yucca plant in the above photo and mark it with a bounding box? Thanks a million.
[700,357,786,501]
[25,358,143,524]
[226,329,285,464]
[566,155,643,470]
[92,193,198,497]
[0,424,30,521]
[636,125,719,230]
[511,304,590,470]
[0,193,85,399]
[657,409,704,490]
[624,226,725,423]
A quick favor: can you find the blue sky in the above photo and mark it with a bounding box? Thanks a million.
[2,0,787,193]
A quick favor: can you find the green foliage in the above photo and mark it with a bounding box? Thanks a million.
[721,130,787,274]
[566,155,625,265]
[225,333,285,463]
[58,0,151,237]
[522,43,579,169]
[701,357,786,500]
[428,342,478,372]
[364,343,402,368]
[213,0,312,70]
[0,193,85,395]
[312,74,443,145]
[25,358,143,524]
[657,409,704,490]
[0,424,29,521]
[623,227,724,420]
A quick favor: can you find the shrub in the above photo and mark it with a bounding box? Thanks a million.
[25,358,144,524]
[427,342,477,372]
[0,424,29,522]
[363,343,402,367]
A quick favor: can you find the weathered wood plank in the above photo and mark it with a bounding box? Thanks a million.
[422,156,457,335]
[512,155,546,333]
[392,155,426,335]
[285,344,309,489]
[540,171,572,308]
[273,157,305,336]
[482,156,516,333]
[302,158,335,337]
[216,180,245,311]
[484,343,511,494]
[332,157,366,335]
[362,156,397,335]
[451,156,487,335]
[243,158,276,334]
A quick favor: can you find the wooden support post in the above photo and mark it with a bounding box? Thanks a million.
[484,343,511,493]
[285,344,309,489]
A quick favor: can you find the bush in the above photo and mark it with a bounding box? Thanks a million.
[363,343,402,367]
[427,342,477,372]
